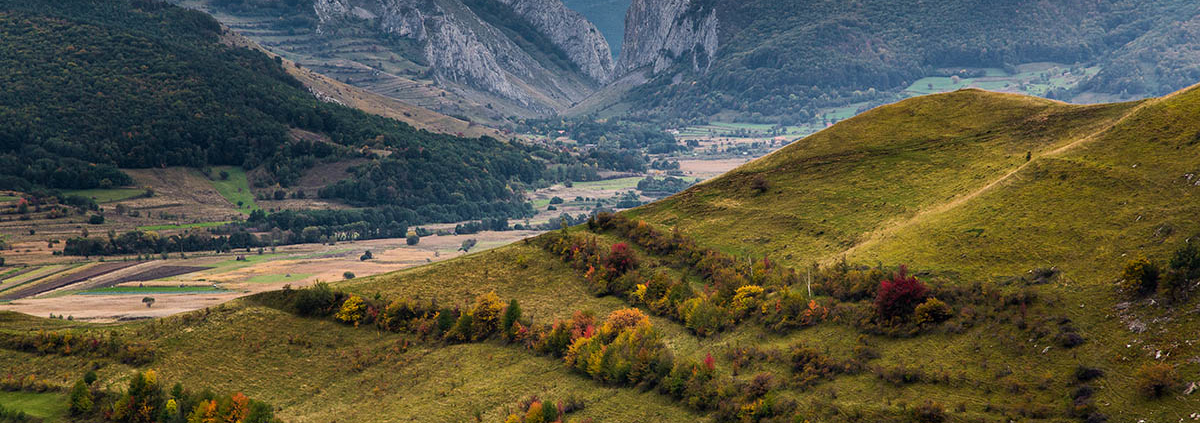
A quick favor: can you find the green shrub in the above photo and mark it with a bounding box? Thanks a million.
[406,234,420,246]
[1160,242,1200,303]
[1159,269,1190,303]
[69,379,93,415]
[789,344,844,386]
[446,312,474,343]
[679,295,731,337]
[1135,363,1178,398]
[912,400,946,423]
[1119,257,1159,298]
[293,282,338,317]
[914,297,952,325]
[750,175,770,194]
[501,299,522,339]
[469,291,504,340]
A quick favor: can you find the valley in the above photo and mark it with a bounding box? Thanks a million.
[3,0,1200,422]
[5,85,1200,422]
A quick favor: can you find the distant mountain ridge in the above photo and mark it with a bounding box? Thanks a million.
[615,0,1200,122]
[190,0,1200,124]
[186,0,614,117]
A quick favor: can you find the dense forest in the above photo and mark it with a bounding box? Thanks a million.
[626,0,1200,123]
[0,0,556,224]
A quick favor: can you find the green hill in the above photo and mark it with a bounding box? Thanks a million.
[4,87,1200,422]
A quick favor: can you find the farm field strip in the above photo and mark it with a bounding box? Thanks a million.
[78,286,230,295]
[62,187,145,203]
[243,273,314,284]
[106,266,213,285]
[0,264,77,294]
[0,266,38,282]
[137,220,232,231]
[570,176,643,191]
[0,261,144,301]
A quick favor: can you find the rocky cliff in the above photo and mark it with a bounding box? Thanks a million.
[309,0,611,114]
[615,0,718,76]
[498,0,615,83]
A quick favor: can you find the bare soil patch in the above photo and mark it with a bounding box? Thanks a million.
[677,158,755,179]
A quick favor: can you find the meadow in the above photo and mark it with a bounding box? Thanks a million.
[206,166,259,213]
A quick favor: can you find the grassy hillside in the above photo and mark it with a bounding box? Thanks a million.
[4,88,1199,423]
[632,90,1139,263]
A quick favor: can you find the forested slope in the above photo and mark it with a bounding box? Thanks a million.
[0,0,545,224]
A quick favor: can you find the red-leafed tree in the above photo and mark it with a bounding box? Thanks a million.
[605,243,638,275]
[874,265,929,321]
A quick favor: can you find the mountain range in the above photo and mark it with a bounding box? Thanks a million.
[178,0,1200,123]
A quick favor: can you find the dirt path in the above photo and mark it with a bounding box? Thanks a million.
[829,93,1166,263]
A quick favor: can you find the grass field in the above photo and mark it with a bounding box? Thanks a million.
[633,89,1139,265]
[0,391,69,420]
[903,64,1100,97]
[207,166,258,213]
[138,221,232,231]
[678,122,808,138]
[571,177,643,191]
[0,195,17,202]
[62,187,144,203]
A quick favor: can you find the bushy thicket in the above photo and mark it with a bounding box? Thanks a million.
[66,370,280,423]
[874,266,929,323]
[270,286,800,422]
[269,285,509,343]
[541,212,1070,348]
[500,395,587,423]
[539,214,830,337]
[0,330,155,365]
[1118,240,1200,302]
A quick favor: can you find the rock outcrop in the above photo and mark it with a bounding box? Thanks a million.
[312,0,611,114]
[615,0,718,76]
[499,0,615,83]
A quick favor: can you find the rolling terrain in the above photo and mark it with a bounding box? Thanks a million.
[4,86,1200,422]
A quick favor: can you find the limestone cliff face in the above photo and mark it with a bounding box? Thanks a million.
[312,0,611,113]
[498,0,615,83]
[615,0,718,76]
